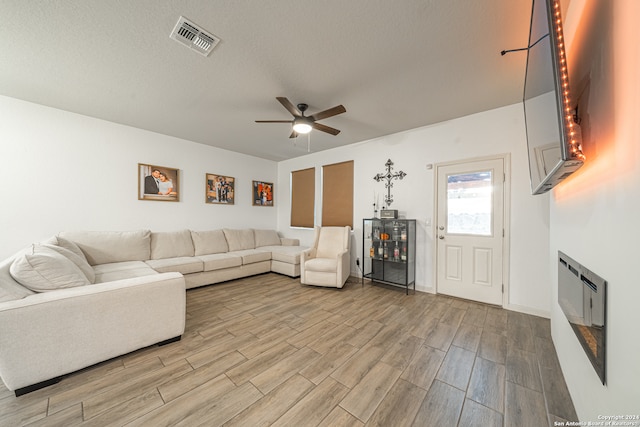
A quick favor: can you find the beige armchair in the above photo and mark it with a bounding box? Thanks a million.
[300,226,351,288]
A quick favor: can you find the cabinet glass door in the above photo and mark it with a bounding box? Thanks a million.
[382,220,405,283]
[365,219,384,281]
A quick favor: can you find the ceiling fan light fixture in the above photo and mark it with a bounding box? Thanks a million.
[256,97,345,138]
[292,118,312,134]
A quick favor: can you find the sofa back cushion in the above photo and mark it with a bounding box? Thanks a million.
[190,229,228,256]
[58,230,151,266]
[9,245,91,292]
[223,229,255,252]
[254,229,281,248]
[151,230,195,259]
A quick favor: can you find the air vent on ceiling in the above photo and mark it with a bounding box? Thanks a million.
[170,16,220,57]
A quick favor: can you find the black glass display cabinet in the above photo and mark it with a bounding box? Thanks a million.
[363,218,416,294]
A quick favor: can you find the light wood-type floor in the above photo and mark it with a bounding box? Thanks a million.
[0,274,578,426]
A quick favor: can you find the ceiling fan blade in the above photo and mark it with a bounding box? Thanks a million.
[255,120,293,123]
[276,97,301,117]
[309,104,346,121]
[289,130,298,139]
[312,122,341,136]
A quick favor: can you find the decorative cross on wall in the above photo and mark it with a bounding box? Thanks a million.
[373,159,407,208]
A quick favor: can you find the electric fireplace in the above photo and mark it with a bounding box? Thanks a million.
[558,251,607,384]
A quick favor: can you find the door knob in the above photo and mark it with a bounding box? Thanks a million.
[439,235,444,239]
[438,226,444,230]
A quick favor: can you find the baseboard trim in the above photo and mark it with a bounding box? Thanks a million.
[504,303,550,319]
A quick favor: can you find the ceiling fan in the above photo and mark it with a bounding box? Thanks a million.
[256,97,346,138]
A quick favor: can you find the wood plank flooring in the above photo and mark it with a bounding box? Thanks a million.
[0,273,578,426]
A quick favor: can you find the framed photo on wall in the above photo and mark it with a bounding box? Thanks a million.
[138,163,179,202]
[206,173,235,204]
[252,180,274,206]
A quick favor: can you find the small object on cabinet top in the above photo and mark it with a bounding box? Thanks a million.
[380,209,398,219]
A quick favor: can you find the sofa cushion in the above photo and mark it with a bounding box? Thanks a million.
[9,245,91,292]
[37,243,95,283]
[93,261,158,283]
[254,229,281,248]
[197,253,242,271]
[0,282,33,302]
[261,245,304,264]
[223,229,255,252]
[0,257,36,302]
[232,249,272,265]
[58,230,151,266]
[190,229,228,256]
[145,257,203,275]
[150,230,195,259]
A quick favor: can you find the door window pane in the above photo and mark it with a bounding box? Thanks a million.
[447,171,492,236]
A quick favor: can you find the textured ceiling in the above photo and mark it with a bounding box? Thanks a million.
[0,0,532,161]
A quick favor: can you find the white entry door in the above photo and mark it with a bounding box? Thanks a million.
[436,157,505,305]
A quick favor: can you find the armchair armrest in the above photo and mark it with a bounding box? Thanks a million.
[336,250,351,287]
[300,248,317,280]
[301,247,317,263]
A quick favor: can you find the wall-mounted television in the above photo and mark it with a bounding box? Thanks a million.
[523,0,585,195]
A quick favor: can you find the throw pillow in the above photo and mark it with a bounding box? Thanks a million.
[10,246,91,292]
[56,236,89,263]
[38,243,95,283]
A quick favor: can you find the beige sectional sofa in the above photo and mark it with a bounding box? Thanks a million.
[0,228,306,395]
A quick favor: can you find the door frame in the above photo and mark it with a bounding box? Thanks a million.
[432,153,511,307]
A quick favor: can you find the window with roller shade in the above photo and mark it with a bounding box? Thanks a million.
[290,167,315,228]
[321,160,353,228]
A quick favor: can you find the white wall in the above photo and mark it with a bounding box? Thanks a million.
[550,0,640,418]
[1,83,553,318]
[0,95,277,260]
[277,103,552,316]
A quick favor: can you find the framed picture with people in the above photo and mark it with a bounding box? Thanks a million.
[138,163,179,202]
[252,180,274,206]
[206,173,235,204]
